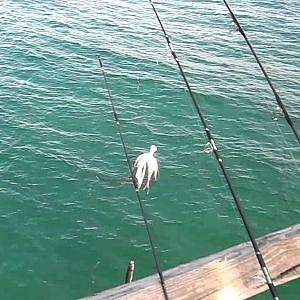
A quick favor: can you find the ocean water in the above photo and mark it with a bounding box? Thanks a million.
[0,0,299,299]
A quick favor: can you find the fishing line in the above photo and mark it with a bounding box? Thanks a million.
[267,94,300,174]
[267,115,300,213]
[269,93,300,173]
[96,56,169,300]
[223,0,300,144]
[226,2,299,145]
[148,1,280,299]
[209,140,247,232]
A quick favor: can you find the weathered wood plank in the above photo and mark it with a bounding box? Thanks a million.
[83,224,300,299]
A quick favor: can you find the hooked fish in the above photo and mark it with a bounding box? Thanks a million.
[97,145,159,191]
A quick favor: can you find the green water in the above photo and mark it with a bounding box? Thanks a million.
[0,0,299,299]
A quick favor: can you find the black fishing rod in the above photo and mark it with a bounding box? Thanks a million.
[97,56,169,300]
[223,0,300,143]
[148,1,280,299]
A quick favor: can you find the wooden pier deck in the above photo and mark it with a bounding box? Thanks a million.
[83,224,300,299]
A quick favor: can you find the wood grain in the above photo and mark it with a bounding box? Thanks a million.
[82,224,300,300]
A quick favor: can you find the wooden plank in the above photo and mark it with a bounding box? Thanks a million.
[83,224,300,299]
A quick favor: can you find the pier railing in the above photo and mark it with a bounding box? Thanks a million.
[82,224,300,299]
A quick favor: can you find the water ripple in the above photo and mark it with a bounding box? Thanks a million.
[0,0,299,299]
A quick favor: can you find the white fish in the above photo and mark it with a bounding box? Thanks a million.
[133,145,158,191]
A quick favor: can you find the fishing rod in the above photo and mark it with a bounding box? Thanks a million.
[148,1,280,299]
[96,56,169,300]
[223,0,300,143]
